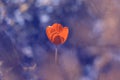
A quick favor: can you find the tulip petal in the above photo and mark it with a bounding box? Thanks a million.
[59,27,69,44]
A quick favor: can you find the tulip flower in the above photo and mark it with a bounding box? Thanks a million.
[46,23,69,63]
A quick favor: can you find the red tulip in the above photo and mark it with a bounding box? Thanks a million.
[46,23,69,45]
[46,23,69,63]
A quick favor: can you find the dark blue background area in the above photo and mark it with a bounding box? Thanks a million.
[0,0,95,69]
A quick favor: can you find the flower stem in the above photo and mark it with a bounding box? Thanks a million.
[55,46,58,64]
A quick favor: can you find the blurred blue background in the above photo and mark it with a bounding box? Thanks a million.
[0,0,120,80]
